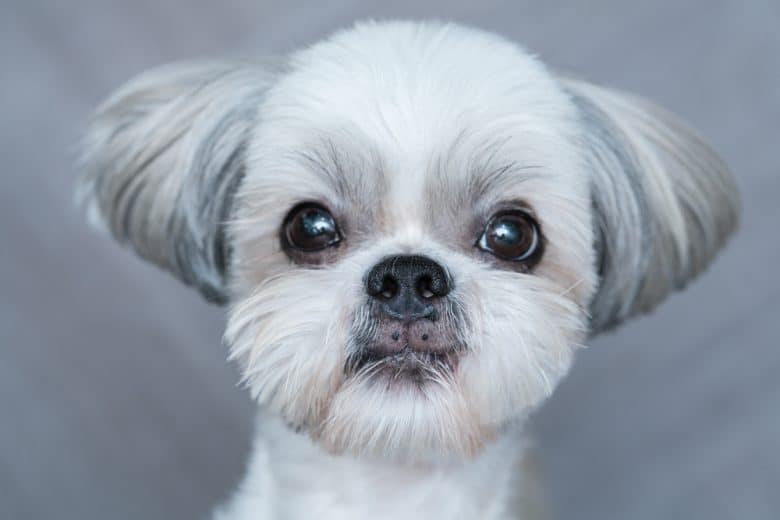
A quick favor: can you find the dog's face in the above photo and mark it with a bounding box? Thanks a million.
[80,22,738,462]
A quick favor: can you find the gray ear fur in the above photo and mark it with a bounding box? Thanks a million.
[79,60,280,303]
[563,79,740,333]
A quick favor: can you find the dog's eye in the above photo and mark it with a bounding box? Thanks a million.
[283,203,341,252]
[477,210,541,264]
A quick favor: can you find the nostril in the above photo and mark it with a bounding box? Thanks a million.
[380,275,398,299]
[417,275,435,299]
[416,270,450,299]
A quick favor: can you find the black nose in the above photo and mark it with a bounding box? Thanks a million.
[365,255,451,320]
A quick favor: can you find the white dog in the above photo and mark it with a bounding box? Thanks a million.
[79,20,739,519]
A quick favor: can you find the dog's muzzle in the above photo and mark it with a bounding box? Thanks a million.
[350,255,459,375]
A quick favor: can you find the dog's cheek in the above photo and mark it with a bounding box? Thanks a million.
[457,271,587,427]
[225,269,356,428]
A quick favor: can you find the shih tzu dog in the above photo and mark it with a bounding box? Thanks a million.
[79,20,739,520]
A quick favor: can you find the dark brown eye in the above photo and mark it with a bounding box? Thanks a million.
[477,210,541,264]
[282,203,341,252]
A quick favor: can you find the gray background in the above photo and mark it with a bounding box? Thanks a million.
[1,1,778,519]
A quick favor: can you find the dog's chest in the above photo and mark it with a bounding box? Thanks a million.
[217,415,531,520]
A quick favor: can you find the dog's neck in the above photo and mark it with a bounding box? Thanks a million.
[217,411,540,520]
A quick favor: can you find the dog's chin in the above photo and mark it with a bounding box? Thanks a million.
[309,346,491,465]
[315,392,487,464]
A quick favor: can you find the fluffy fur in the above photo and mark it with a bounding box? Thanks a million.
[79,20,739,519]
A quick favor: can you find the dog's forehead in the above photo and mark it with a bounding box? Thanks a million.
[251,22,584,230]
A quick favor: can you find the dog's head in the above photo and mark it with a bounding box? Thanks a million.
[80,21,738,462]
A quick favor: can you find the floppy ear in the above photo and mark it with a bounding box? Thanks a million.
[562,79,740,334]
[79,60,280,303]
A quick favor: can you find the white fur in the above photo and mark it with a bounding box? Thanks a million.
[79,19,738,520]
[215,412,535,520]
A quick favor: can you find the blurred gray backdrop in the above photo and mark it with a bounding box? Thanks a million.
[1,1,778,519]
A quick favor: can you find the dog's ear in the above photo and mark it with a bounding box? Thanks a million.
[562,79,740,334]
[79,60,280,303]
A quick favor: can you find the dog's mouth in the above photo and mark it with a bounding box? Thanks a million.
[346,310,465,384]
[346,344,460,385]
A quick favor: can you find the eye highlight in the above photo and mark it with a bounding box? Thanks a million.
[282,203,341,253]
[477,209,542,266]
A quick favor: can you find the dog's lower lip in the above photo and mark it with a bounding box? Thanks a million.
[349,345,460,379]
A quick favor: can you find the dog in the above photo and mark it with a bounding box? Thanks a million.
[78,20,739,519]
